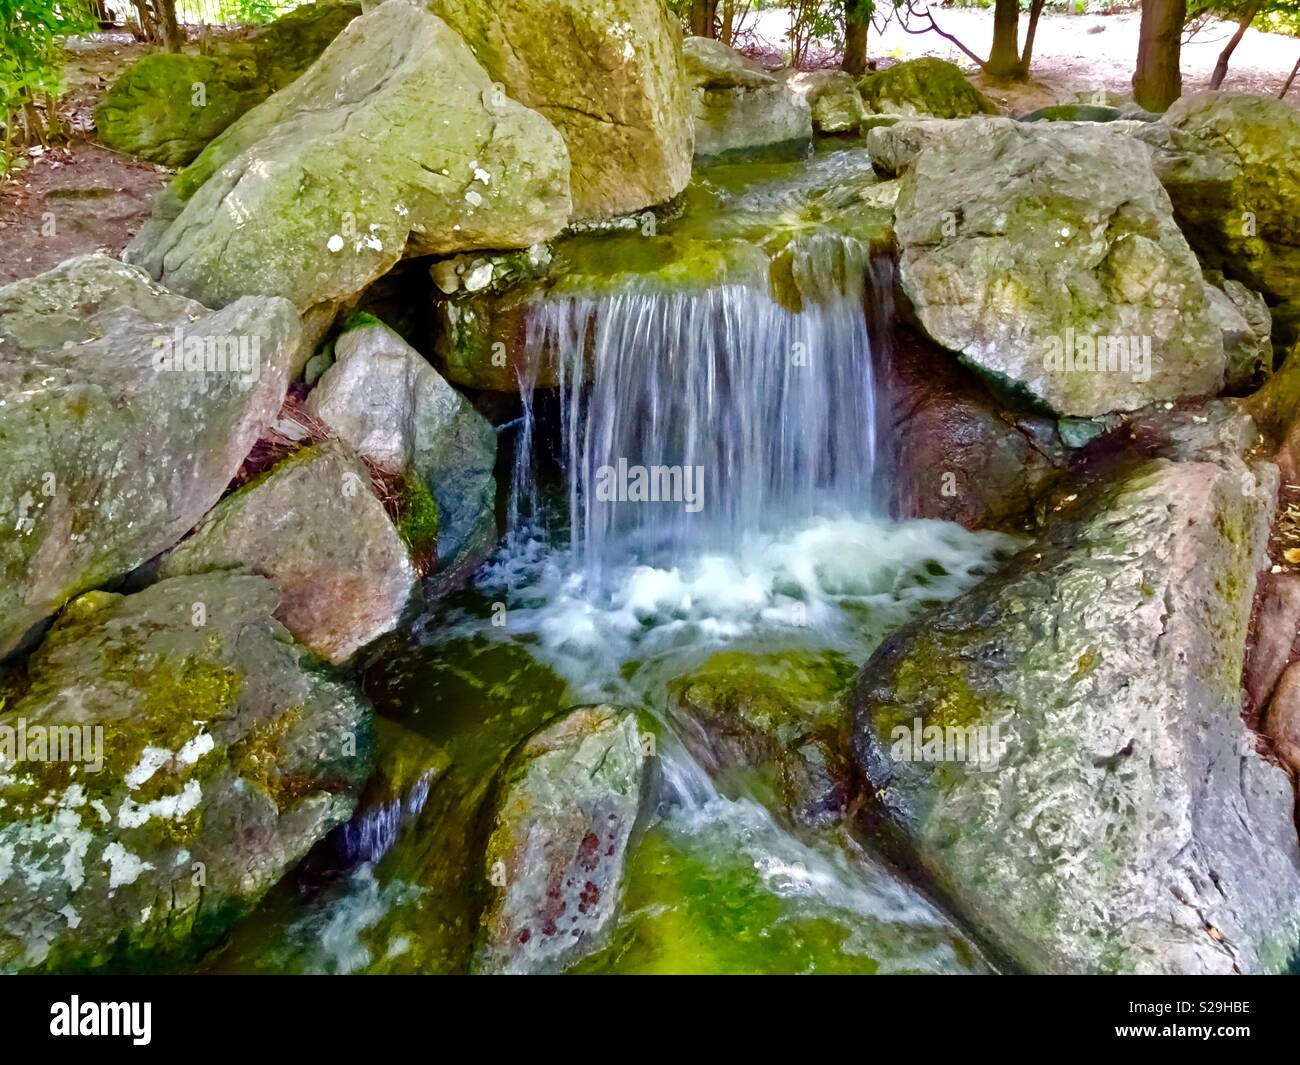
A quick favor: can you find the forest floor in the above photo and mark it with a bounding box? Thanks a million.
[0,14,1296,287]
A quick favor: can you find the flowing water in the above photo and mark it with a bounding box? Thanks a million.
[208,144,1021,975]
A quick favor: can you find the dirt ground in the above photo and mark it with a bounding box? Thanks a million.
[0,35,169,286]
[0,14,1296,287]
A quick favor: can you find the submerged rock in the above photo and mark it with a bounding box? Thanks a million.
[95,2,361,166]
[892,119,1224,416]
[334,717,450,865]
[474,705,651,974]
[431,0,693,220]
[684,36,812,160]
[851,446,1300,973]
[1159,92,1300,305]
[125,2,571,320]
[160,440,418,664]
[0,572,371,972]
[667,650,856,825]
[306,319,496,577]
[860,58,999,119]
[0,254,298,659]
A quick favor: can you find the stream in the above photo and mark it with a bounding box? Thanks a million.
[206,142,1023,975]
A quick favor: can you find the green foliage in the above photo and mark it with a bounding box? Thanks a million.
[216,0,283,24]
[0,0,92,153]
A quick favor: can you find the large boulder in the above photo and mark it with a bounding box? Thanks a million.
[1158,92,1300,305]
[892,119,1225,416]
[0,572,371,972]
[306,319,496,578]
[125,2,571,322]
[0,254,298,659]
[95,2,361,167]
[160,440,418,664]
[430,0,693,220]
[851,438,1300,973]
[860,57,999,119]
[684,36,811,159]
[1204,278,1273,393]
[473,705,651,974]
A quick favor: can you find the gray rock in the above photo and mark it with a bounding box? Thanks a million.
[852,451,1300,973]
[892,119,1224,416]
[125,2,571,318]
[161,440,418,664]
[1266,662,1300,776]
[431,0,694,221]
[0,254,298,659]
[474,705,650,974]
[1205,279,1273,392]
[306,320,496,573]
[684,37,811,160]
[0,572,371,972]
[787,69,867,134]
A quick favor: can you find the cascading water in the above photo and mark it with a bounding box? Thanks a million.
[220,147,1022,975]
[510,230,884,586]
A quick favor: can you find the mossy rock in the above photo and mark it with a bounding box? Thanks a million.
[851,452,1300,973]
[95,2,361,166]
[0,572,371,973]
[860,58,1000,119]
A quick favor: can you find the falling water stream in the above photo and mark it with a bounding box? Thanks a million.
[209,145,1021,975]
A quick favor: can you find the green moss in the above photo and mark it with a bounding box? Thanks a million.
[395,475,440,571]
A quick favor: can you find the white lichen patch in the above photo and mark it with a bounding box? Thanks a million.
[176,733,214,766]
[117,779,202,829]
[103,841,153,889]
[125,746,173,789]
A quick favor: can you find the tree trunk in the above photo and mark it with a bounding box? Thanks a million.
[986,0,1021,78]
[842,10,869,77]
[1210,0,1259,89]
[690,0,719,38]
[1132,0,1186,111]
[1016,0,1047,78]
[154,0,182,52]
[1281,56,1300,99]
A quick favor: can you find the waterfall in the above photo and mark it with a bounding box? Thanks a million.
[509,231,885,586]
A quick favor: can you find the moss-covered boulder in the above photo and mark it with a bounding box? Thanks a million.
[95,2,361,167]
[860,57,999,119]
[851,439,1300,973]
[1157,91,1300,305]
[305,319,496,580]
[430,0,693,220]
[160,440,418,664]
[0,572,371,972]
[892,119,1225,416]
[667,650,856,824]
[125,2,571,320]
[0,254,298,659]
[473,705,651,974]
[684,36,811,160]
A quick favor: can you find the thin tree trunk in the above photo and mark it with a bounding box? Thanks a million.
[986,0,1021,78]
[1133,0,1187,111]
[1281,56,1300,99]
[155,0,182,53]
[690,0,719,38]
[1016,0,1047,78]
[842,10,869,77]
[1210,0,1259,89]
